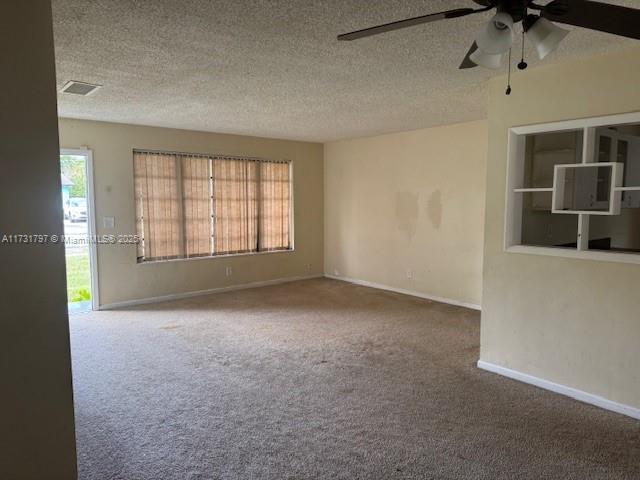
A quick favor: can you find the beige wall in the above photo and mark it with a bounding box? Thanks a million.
[324,120,487,307]
[481,47,640,409]
[0,2,77,478]
[59,119,324,306]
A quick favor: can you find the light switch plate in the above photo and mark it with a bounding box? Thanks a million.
[103,216,115,229]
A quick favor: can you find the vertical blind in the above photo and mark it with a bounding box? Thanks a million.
[213,157,258,255]
[260,161,291,251]
[134,151,291,262]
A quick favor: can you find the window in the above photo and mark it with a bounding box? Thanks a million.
[134,150,292,262]
[505,113,640,264]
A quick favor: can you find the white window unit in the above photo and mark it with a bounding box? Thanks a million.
[505,112,640,265]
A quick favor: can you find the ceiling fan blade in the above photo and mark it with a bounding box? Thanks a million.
[459,41,479,69]
[541,0,640,40]
[338,8,478,41]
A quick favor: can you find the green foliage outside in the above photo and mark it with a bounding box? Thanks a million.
[60,155,86,198]
[66,253,91,303]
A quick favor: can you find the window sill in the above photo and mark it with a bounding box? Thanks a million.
[505,245,640,265]
[138,248,295,265]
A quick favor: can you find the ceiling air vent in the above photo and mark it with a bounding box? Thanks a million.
[60,80,101,96]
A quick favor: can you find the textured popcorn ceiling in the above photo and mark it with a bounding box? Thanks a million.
[52,0,637,142]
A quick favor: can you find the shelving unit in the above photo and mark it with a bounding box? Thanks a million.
[504,111,640,264]
[551,162,623,216]
[513,188,553,193]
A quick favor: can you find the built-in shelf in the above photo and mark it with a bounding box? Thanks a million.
[513,187,554,193]
[533,148,576,155]
[505,111,640,265]
[552,162,623,216]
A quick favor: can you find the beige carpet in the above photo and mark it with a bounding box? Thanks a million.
[70,278,640,480]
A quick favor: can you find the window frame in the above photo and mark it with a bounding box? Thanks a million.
[504,111,640,265]
[133,149,294,264]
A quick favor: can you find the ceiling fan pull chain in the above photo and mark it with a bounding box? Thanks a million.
[518,27,528,70]
[505,48,512,96]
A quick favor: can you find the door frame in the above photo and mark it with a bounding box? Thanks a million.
[61,148,100,310]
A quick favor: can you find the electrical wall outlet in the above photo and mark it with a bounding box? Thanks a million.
[306,263,312,272]
[225,267,233,277]
[333,269,340,276]
[406,269,414,279]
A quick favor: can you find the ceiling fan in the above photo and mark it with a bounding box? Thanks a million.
[338,0,640,72]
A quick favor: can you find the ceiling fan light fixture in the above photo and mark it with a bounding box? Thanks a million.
[335,0,640,73]
[469,48,506,70]
[475,12,515,54]
[525,16,569,60]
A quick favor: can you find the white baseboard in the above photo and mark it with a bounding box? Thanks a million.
[101,273,480,312]
[99,274,323,310]
[324,274,481,311]
[478,360,640,421]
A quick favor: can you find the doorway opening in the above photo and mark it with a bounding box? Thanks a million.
[60,149,98,313]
